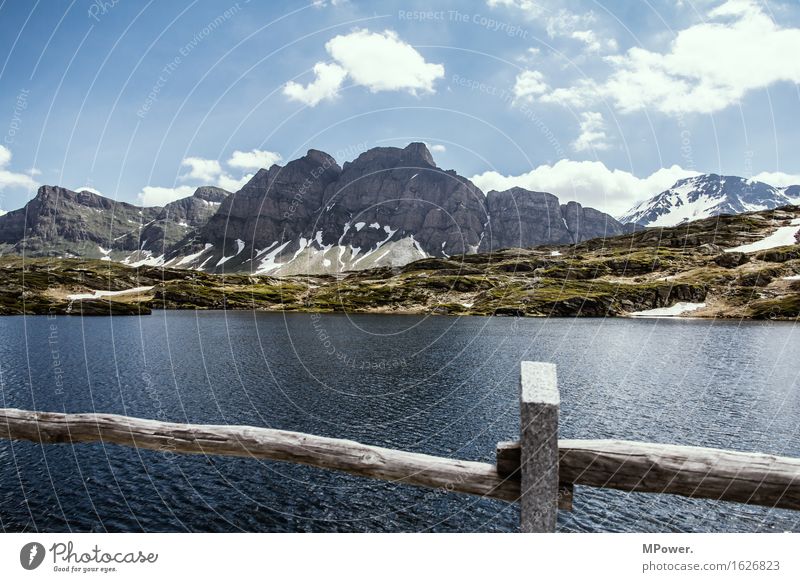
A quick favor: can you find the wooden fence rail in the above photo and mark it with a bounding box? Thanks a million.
[1,362,799,532]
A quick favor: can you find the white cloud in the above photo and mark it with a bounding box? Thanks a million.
[513,70,549,102]
[137,185,195,207]
[751,171,800,187]
[570,29,618,54]
[427,143,446,153]
[572,111,610,152]
[487,0,545,16]
[181,157,222,183]
[541,0,800,114]
[227,149,282,171]
[490,3,616,54]
[284,29,444,106]
[217,173,253,192]
[181,155,248,191]
[139,153,256,206]
[0,145,37,192]
[470,160,699,215]
[284,62,348,107]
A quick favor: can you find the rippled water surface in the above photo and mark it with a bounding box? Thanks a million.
[1,311,799,532]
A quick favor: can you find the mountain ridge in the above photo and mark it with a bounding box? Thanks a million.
[0,143,625,274]
[620,174,800,227]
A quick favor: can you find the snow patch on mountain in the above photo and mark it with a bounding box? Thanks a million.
[725,218,800,253]
[619,175,799,227]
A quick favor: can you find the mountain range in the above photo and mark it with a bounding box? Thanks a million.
[0,143,625,273]
[1,143,798,274]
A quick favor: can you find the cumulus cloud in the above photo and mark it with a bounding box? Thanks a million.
[182,156,252,191]
[227,149,282,170]
[540,0,800,114]
[490,3,617,54]
[545,8,616,53]
[137,151,267,206]
[427,143,447,153]
[284,62,348,107]
[751,171,800,187]
[216,173,253,192]
[570,29,618,54]
[284,29,444,106]
[0,145,37,192]
[513,70,549,102]
[572,111,610,152]
[137,185,196,207]
[470,160,699,216]
[181,157,223,183]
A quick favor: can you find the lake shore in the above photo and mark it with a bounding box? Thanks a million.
[2,206,799,321]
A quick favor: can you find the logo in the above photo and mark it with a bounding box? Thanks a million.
[20,542,46,570]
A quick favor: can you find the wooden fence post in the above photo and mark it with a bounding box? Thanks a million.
[519,361,560,533]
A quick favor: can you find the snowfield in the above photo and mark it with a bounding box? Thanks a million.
[629,302,706,317]
[67,286,154,300]
[725,218,800,253]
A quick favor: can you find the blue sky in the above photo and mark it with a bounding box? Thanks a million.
[1,0,799,216]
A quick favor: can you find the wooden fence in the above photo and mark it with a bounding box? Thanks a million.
[1,361,799,532]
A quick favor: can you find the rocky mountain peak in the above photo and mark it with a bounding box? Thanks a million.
[401,142,435,166]
[191,186,229,203]
[620,173,799,227]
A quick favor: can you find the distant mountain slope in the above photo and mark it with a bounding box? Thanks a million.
[0,186,161,258]
[0,185,229,261]
[620,174,800,227]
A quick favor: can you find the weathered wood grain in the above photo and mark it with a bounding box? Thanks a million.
[496,439,800,511]
[0,408,521,502]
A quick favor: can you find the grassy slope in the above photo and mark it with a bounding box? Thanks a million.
[2,205,798,319]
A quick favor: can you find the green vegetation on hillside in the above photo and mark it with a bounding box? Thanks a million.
[1,206,798,320]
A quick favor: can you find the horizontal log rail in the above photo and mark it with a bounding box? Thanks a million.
[2,363,799,531]
[2,408,798,512]
[0,408,521,502]
[497,439,800,511]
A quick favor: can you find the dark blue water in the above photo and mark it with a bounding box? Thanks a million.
[1,311,799,532]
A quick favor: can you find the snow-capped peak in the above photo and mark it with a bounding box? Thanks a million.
[619,174,798,227]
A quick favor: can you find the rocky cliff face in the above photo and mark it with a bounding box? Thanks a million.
[481,188,571,250]
[175,143,621,274]
[0,144,625,273]
[0,186,161,258]
[137,186,229,256]
[0,185,229,263]
[314,143,487,265]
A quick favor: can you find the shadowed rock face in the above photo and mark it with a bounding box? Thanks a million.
[316,143,488,256]
[481,188,572,250]
[560,200,627,243]
[0,144,626,272]
[480,189,625,251]
[0,185,161,257]
[139,186,230,255]
[197,149,342,253]
[188,143,624,273]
